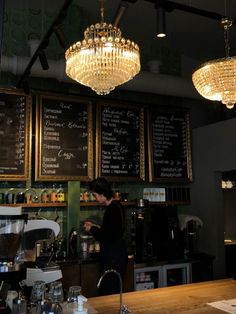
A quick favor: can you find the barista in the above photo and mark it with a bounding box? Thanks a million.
[84,177,127,296]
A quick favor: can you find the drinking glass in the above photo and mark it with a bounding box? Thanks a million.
[67,285,82,304]
[48,281,64,303]
[30,280,46,304]
[41,299,63,314]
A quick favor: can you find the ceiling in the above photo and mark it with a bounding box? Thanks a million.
[2,0,236,98]
[77,0,236,63]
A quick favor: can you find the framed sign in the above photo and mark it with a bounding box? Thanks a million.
[35,94,93,181]
[148,107,192,182]
[0,89,31,181]
[96,102,145,181]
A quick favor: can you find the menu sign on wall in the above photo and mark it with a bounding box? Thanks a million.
[0,89,31,180]
[36,94,93,181]
[148,107,192,182]
[96,102,145,181]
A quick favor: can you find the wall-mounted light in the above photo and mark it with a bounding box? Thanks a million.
[156,0,166,38]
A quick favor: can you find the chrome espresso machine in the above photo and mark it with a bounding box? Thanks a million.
[0,206,62,292]
[0,207,28,291]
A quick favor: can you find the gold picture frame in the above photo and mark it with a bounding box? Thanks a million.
[0,88,32,181]
[96,101,145,181]
[148,107,192,183]
[35,93,93,181]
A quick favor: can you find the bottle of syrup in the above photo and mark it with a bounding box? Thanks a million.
[57,184,65,202]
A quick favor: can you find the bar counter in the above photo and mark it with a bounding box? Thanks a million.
[88,278,236,313]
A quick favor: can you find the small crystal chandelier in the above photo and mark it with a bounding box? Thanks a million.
[192,17,236,109]
[65,1,140,95]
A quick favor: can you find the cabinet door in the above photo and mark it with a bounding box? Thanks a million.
[60,263,81,295]
[81,263,100,298]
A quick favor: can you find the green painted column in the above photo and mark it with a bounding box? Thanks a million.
[67,181,80,252]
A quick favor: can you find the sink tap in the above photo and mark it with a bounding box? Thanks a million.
[97,269,131,314]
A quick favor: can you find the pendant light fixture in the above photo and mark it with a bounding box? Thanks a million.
[156,0,166,38]
[65,0,140,95]
[192,17,236,109]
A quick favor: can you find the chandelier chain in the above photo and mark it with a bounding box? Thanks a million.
[99,0,105,23]
[223,18,232,58]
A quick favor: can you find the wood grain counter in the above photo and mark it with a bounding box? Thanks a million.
[88,278,236,313]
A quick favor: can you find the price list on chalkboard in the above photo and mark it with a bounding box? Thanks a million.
[96,103,145,181]
[148,108,192,182]
[36,95,93,181]
[0,90,31,180]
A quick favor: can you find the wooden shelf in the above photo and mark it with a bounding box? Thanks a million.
[0,200,190,208]
[0,202,67,208]
[80,201,136,207]
[80,201,190,207]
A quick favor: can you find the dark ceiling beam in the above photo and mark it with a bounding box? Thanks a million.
[146,0,236,24]
[17,0,73,89]
[112,0,236,33]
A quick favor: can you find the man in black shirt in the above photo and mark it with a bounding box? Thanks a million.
[84,177,127,295]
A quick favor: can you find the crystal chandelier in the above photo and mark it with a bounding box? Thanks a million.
[192,18,236,109]
[65,1,140,95]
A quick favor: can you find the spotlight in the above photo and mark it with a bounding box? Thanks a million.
[156,1,166,38]
[38,50,49,70]
[53,24,69,49]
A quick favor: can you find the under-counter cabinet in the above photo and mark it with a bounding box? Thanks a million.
[60,256,134,298]
[134,262,191,291]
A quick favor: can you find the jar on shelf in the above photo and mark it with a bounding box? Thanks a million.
[50,185,57,203]
[57,185,65,202]
[114,190,121,201]
[83,190,90,202]
[41,188,49,203]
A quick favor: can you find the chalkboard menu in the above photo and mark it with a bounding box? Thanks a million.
[96,102,145,181]
[0,89,31,180]
[148,107,192,182]
[36,94,93,181]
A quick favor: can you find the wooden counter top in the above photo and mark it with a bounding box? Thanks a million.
[88,278,236,313]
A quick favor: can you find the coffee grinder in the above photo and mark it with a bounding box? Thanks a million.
[0,209,28,291]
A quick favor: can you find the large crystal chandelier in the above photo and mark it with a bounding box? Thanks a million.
[192,18,236,109]
[65,1,140,95]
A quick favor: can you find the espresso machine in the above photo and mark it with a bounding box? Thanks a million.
[0,207,28,291]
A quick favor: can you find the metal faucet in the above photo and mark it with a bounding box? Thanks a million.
[97,269,131,314]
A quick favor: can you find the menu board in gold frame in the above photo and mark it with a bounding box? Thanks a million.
[0,88,32,181]
[148,107,192,183]
[96,101,145,181]
[35,93,93,181]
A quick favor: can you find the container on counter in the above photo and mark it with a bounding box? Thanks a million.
[80,234,95,254]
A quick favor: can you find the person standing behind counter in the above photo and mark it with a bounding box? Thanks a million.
[83,177,128,296]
